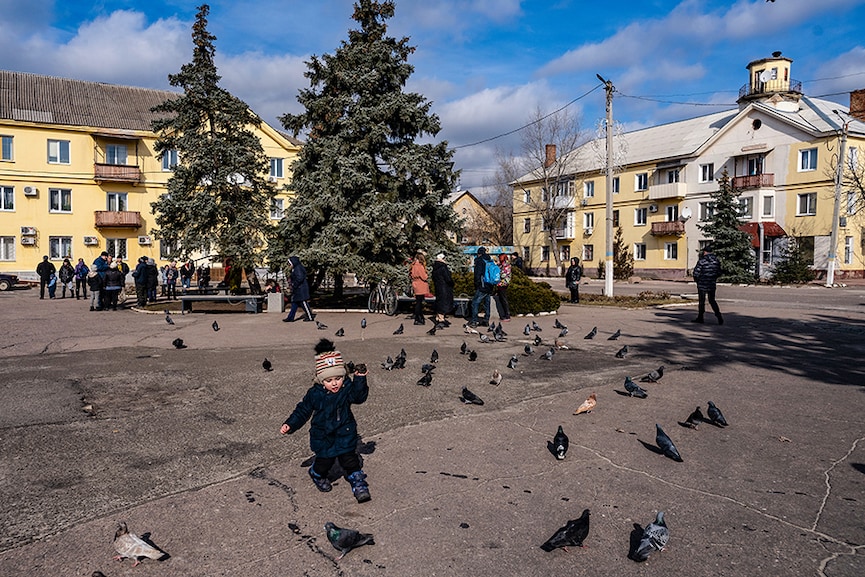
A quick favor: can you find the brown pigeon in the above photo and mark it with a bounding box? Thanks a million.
[113,522,165,567]
[573,393,596,415]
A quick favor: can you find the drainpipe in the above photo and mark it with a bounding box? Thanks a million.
[757,221,764,279]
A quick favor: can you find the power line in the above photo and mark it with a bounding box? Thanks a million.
[617,93,736,107]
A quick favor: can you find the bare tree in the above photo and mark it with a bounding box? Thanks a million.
[481,151,518,246]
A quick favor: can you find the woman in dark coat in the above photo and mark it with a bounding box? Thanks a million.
[565,257,583,303]
[283,255,315,322]
[431,253,454,325]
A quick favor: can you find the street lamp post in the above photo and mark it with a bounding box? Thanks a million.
[827,111,850,287]
[597,74,614,297]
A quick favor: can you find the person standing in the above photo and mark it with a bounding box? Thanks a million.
[512,251,524,273]
[132,257,148,307]
[493,253,511,321]
[145,258,159,303]
[431,253,454,326]
[283,255,315,322]
[692,244,723,325]
[91,251,110,309]
[410,252,430,325]
[197,263,211,291]
[165,260,179,300]
[74,258,89,300]
[36,255,56,300]
[469,247,493,328]
[58,258,75,299]
[103,262,124,311]
[180,260,195,294]
[86,270,103,311]
[46,271,58,299]
[565,257,583,303]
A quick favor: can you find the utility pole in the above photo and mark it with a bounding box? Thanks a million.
[597,74,615,297]
[826,111,849,287]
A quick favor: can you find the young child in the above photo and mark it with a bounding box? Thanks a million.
[280,339,371,503]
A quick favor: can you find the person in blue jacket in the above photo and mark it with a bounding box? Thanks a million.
[280,339,371,503]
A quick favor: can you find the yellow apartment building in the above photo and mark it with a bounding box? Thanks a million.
[0,71,300,279]
[513,53,865,280]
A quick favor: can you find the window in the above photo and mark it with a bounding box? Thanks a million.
[0,236,14,260]
[541,188,549,202]
[738,197,753,219]
[105,238,127,259]
[667,168,680,184]
[798,236,815,265]
[557,180,575,197]
[584,180,595,198]
[613,209,619,227]
[160,239,179,260]
[1,185,13,211]
[107,192,127,211]
[635,173,648,191]
[699,163,714,183]
[582,244,594,262]
[49,236,73,260]
[848,147,859,171]
[541,246,550,262]
[762,195,774,218]
[105,144,127,165]
[847,192,858,215]
[799,148,818,172]
[634,243,646,261]
[270,158,284,179]
[666,205,678,222]
[762,237,774,265]
[748,156,763,176]
[664,241,678,260]
[560,245,570,262]
[635,207,647,226]
[162,149,179,171]
[523,218,531,233]
[797,193,817,216]
[844,236,854,265]
[584,212,594,229]
[1,135,12,161]
[270,198,284,219]
[612,176,620,194]
[49,188,72,213]
[48,139,70,164]
[522,246,530,263]
[699,201,714,222]
[523,189,531,204]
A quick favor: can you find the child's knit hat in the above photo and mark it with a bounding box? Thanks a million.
[314,338,345,383]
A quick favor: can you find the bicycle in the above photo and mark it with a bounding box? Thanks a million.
[368,279,399,316]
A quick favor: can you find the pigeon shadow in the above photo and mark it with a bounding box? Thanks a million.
[546,441,558,459]
[613,390,634,397]
[638,439,673,460]
[357,439,377,455]
[139,532,170,561]
[627,523,645,562]
[677,420,700,429]
[851,462,865,476]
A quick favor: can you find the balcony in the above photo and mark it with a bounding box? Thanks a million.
[95,211,142,228]
[94,163,141,183]
[555,226,576,239]
[648,182,687,200]
[650,221,685,236]
[732,173,774,190]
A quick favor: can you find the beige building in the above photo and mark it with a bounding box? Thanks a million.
[0,71,300,278]
[448,189,497,246]
[513,53,865,279]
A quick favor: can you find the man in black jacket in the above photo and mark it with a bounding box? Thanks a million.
[692,245,723,324]
[36,255,56,299]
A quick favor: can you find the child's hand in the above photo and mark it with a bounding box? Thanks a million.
[354,363,368,376]
[280,423,290,434]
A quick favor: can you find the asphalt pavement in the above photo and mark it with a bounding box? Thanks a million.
[0,281,864,577]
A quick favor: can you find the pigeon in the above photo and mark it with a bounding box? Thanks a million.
[507,355,518,369]
[113,522,165,567]
[524,344,534,356]
[397,348,407,360]
[683,406,704,429]
[262,358,273,371]
[553,425,569,460]
[416,372,433,387]
[361,318,367,330]
[460,386,485,405]
[641,366,665,383]
[495,322,507,336]
[487,323,496,332]
[426,324,437,336]
[540,348,555,360]
[171,338,186,349]
[584,326,597,339]
[460,341,468,355]
[315,320,328,330]
[655,424,683,462]
[490,370,503,386]
[523,324,531,336]
[533,335,542,346]
[624,376,648,398]
[165,311,174,325]
[479,333,491,344]
[574,393,596,415]
[392,355,406,370]
[532,321,542,332]
[540,509,590,552]
[493,330,507,342]
[324,521,374,561]
[707,401,728,426]
[554,318,566,330]
[335,327,345,337]
[468,350,477,362]
[464,323,479,335]
[420,363,435,374]
[430,349,439,363]
[211,320,220,332]
[381,356,395,370]
[608,329,621,340]
[558,327,569,338]
[393,323,404,335]
[632,511,669,562]
[347,360,356,374]
[615,345,629,358]
[554,338,570,350]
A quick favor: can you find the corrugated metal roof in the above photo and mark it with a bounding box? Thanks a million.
[0,70,178,131]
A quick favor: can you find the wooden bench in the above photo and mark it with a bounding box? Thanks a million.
[179,294,265,313]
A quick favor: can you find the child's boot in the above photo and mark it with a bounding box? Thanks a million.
[346,470,371,503]
[309,466,332,492]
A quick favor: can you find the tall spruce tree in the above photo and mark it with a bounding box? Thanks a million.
[268,0,461,294]
[698,169,756,283]
[150,4,275,292]
[613,226,634,280]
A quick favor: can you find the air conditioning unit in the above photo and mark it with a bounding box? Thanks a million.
[584,227,593,236]
[83,236,99,246]
[138,235,152,245]
[23,185,38,196]
[268,175,279,183]
[21,236,36,245]
[648,203,659,213]
[581,198,589,206]
[21,226,37,236]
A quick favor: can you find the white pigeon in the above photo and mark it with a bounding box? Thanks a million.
[113,522,165,566]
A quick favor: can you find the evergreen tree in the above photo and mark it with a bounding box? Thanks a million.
[268,0,461,294]
[150,4,275,292]
[698,169,756,283]
[771,236,816,284]
[613,226,634,280]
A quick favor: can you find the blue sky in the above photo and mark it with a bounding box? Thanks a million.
[2,0,865,192]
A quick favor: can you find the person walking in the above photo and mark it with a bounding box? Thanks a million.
[58,258,75,299]
[431,253,454,326]
[410,251,430,325]
[283,256,315,322]
[692,244,723,325]
[74,258,89,300]
[36,255,56,300]
[565,257,583,303]
[493,253,511,321]
[469,247,494,328]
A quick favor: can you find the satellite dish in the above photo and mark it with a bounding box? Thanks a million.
[759,70,771,83]
[679,206,693,222]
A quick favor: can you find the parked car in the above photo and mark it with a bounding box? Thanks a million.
[0,272,19,291]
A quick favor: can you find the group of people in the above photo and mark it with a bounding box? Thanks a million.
[468,248,515,327]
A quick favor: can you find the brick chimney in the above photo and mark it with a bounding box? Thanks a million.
[544,144,556,168]
[850,89,865,122]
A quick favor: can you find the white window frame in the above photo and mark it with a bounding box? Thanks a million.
[762,195,774,218]
[541,246,550,262]
[105,238,127,259]
[582,244,594,262]
[738,196,753,219]
[1,135,12,161]
[584,180,595,198]
[107,192,128,212]
[634,207,647,226]
[664,241,678,260]
[799,147,818,172]
[162,149,179,171]
[557,180,574,197]
[584,212,594,229]
[761,237,774,265]
[699,163,714,183]
[634,243,646,261]
[0,236,14,261]
[49,236,73,260]
[49,188,72,213]
[1,185,13,211]
[847,146,859,171]
[844,236,854,265]
[699,201,714,222]
[270,158,284,179]
[847,191,858,215]
[522,246,530,263]
[105,144,128,165]
[665,205,678,222]
[523,218,531,233]
[270,198,285,220]
[797,192,817,216]
[612,176,620,194]
[48,139,71,164]
[667,168,680,184]
[635,173,648,191]
[523,189,531,204]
